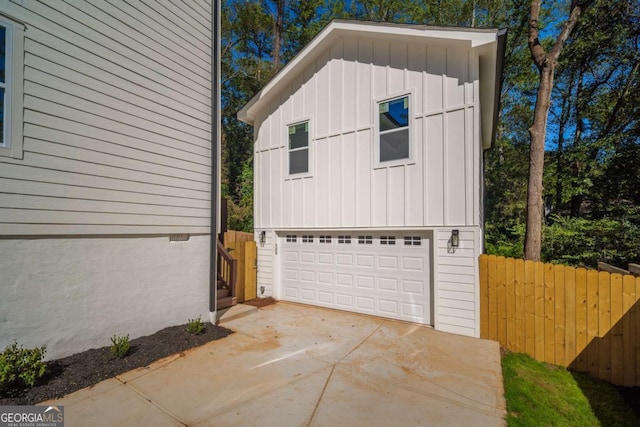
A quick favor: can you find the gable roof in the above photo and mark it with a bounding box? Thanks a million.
[238,19,507,149]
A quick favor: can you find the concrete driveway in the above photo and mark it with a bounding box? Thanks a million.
[46,302,506,426]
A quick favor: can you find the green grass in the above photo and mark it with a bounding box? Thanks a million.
[502,351,639,427]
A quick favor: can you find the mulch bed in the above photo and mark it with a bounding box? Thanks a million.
[243,297,277,308]
[0,323,233,406]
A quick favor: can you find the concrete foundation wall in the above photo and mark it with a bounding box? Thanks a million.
[0,235,211,360]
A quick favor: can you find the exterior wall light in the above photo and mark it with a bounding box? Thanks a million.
[448,229,459,253]
[451,229,459,248]
[259,230,266,246]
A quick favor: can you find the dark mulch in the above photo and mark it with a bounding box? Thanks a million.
[0,323,233,405]
[243,297,277,308]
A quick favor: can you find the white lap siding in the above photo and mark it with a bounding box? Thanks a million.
[434,228,481,337]
[0,0,212,235]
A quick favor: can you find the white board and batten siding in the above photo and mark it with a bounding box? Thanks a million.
[0,0,212,235]
[243,22,504,338]
[253,36,482,230]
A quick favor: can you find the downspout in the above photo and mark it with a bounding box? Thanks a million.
[209,0,221,322]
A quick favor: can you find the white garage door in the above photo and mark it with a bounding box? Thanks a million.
[280,232,431,324]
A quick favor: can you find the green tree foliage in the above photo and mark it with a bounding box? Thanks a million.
[487,0,640,268]
[222,0,332,231]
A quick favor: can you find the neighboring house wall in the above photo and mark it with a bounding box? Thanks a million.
[1,236,210,359]
[0,1,213,359]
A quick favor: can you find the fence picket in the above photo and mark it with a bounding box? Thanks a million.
[497,257,507,345]
[524,260,535,356]
[554,265,566,366]
[565,266,576,369]
[586,270,600,378]
[488,255,498,341]
[479,254,640,387]
[544,263,556,364]
[506,257,516,351]
[480,255,489,338]
[515,259,525,353]
[575,268,588,371]
[534,261,545,361]
[622,276,637,386]
[598,272,612,382]
[636,278,640,386]
[611,274,624,385]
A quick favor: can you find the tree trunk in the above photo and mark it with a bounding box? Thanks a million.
[272,0,285,70]
[523,0,591,261]
[524,66,554,261]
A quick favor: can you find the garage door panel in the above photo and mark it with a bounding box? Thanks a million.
[301,252,315,263]
[336,293,353,307]
[379,299,399,315]
[284,287,299,298]
[285,251,298,262]
[378,277,398,291]
[281,232,431,325]
[318,291,333,303]
[356,296,375,310]
[318,253,333,264]
[378,256,398,269]
[285,269,298,280]
[403,279,424,294]
[300,288,316,301]
[403,302,424,318]
[337,253,354,265]
[402,257,424,271]
[318,271,333,284]
[356,254,375,267]
[356,275,374,289]
[336,273,354,286]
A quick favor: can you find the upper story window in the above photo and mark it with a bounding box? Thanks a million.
[0,16,24,159]
[288,121,309,175]
[376,95,410,166]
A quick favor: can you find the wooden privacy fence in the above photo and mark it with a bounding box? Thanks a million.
[223,231,257,303]
[224,230,255,243]
[479,254,640,387]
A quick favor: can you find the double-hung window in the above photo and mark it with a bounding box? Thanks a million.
[376,95,410,166]
[0,15,24,159]
[288,121,309,175]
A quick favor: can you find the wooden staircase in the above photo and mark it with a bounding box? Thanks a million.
[217,239,237,310]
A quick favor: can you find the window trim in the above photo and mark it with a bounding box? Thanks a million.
[0,15,24,159]
[285,118,312,178]
[373,91,414,169]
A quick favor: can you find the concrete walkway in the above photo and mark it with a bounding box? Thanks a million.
[45,302,506,426]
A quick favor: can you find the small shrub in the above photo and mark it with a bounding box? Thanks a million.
[186,316,205,335]
[0,342,47,392]
[110,334,130,359]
